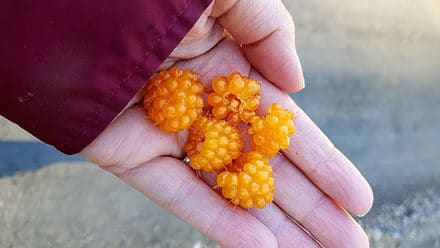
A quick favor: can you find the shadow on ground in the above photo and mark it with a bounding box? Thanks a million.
[0,141,83,177]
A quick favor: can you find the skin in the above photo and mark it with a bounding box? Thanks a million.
[81,1,374,247]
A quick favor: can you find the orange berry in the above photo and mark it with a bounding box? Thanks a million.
[208,72,261,125]
[143,66,204,132]
[184,117,243,172]
[217,151,275,209]
[247,103,295,157]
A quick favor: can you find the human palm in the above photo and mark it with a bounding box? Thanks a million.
[81,1,373,247]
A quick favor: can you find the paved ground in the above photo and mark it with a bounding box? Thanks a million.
[286,0,440,205]
[1,0,439,247]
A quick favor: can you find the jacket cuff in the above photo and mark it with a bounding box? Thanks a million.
[0,0,212,154]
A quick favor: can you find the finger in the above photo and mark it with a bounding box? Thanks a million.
[168,20,225,60]
[169,1,225,60]
[175,38,251,86]
[113,156,277,248]
[212,0,304,92]
[250,204,321,248]
[271,154,369,248]
[201,172,321,248]
[251,70,374,216]
[80,106,187,173]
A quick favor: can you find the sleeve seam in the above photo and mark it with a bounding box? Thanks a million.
[64,0,194,150]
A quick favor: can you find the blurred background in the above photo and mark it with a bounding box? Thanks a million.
[1,0,439,247]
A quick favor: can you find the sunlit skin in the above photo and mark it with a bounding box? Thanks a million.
[80,1,373,247]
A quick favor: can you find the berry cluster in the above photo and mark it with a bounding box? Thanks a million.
[143,66,204,132]
[217,152,275,208]
[248,103,295,157]
[184,117,242,172]
[143,66,295,209]
[208,73,260,125]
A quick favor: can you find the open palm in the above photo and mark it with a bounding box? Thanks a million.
[81,1,373,247]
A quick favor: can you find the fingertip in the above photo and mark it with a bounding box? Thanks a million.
[275,48,305,92]
[294,78,306,92]
[243,32,305,92]
[341,160,374,216]
[286,71,305,93]
[289,50,306,92]
[340,168,375,217]
[279,47,305,92]
[353,183,374,217]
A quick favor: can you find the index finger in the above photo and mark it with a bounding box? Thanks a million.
[212,0,304,92]
[250,70,374,216]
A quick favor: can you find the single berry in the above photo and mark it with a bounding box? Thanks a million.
[247,103,295,157]
[217,151,275,209]
[208,72,261,125]
[184,117,243,172]
[143,66,204,132]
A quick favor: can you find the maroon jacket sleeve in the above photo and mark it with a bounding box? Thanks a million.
[0,0,212,154]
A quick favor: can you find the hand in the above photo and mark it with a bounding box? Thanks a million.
[81,1,373,247]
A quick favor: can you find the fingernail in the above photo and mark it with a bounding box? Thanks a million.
[355,212,367,218]
[293,49,305,90]
[298,78,305,90]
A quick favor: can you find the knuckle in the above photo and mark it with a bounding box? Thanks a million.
[299,193,325,223]
[163,178,199,212]
[205,203,230,238]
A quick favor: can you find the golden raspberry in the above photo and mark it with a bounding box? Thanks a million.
[217,151,275,209]
[208,72,260,125]
[247,103,295,157]
[184,117,243,172]
[143,66,204,132]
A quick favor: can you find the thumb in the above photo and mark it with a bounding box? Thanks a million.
[212,0,304,92]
